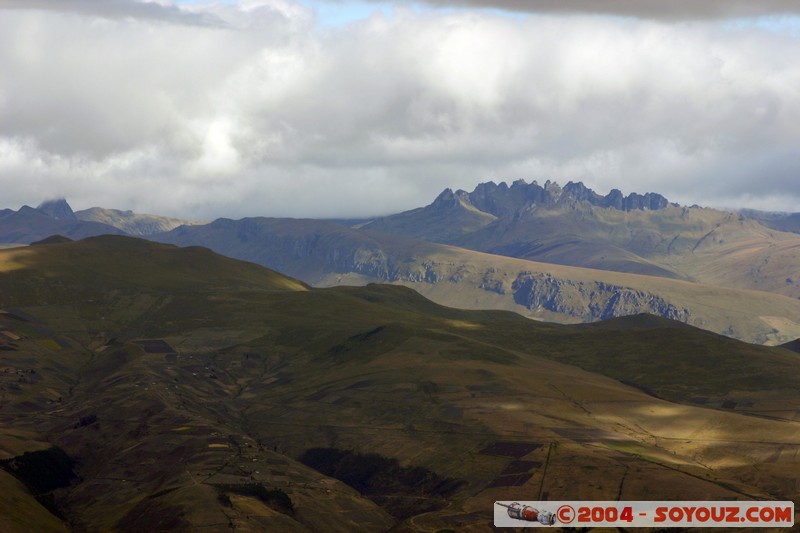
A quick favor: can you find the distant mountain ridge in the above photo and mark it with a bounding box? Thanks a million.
[75,206,200,236]
[0,200,197,243]
[363,180,800,301]
[4,183,800,344]
[363,180,688,278]
[0,202,125,243]
[363,180,674,248]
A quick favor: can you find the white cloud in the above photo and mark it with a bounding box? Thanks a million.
[1,1,800,218]
[0,0,227,26]
[354,0,800,20]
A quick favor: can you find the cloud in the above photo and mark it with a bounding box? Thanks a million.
[371,0,800,21]
[0,0,227,26]
[1,2,800,218]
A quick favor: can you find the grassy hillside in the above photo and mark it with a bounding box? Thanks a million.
[1,236,800,531]
[0,235,308,298]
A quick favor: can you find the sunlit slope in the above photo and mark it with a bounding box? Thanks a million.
[550,204,800,299]
[3,236,800,531]
[650,214,800,298]
[459,204,800,297]
[0,235,308,300]
[454,202,689,279]
[319,243,800,345]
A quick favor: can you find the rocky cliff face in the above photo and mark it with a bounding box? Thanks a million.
[205,221,690,325]
[510,272,690,322]
[328,252,691,324]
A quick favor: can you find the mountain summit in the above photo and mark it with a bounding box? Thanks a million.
[458,180,672,217]
[359,179,800,304]
[363,180,674,244]
[37,198,77,220]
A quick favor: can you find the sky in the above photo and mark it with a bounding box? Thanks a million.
[1,0,800,218]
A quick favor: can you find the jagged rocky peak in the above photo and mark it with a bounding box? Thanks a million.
[543,179,562,196]
[37,198,77,220]
[434,180,673,217]
[623,191,671,211]
[561,181,605,204]
[606,189,625,209]
[430,187,470,209]
[431,188,457,208]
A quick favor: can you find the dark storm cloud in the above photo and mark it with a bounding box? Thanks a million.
[391,0,800,20]
[0,0,226,26]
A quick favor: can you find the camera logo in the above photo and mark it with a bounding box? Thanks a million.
[496,502,557,525]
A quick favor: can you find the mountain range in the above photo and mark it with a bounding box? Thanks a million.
[2,182,800,345]
[2,236,800,531]
[362,181,800,299]
[0,199,197,243]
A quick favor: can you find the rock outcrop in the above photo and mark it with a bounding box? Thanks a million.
[510,272,689,322]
